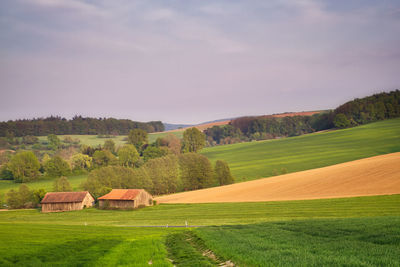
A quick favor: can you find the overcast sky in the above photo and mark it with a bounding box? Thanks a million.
[1,0,400,124]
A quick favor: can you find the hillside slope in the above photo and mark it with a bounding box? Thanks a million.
[156,153,400,203]
[201,118,400,181]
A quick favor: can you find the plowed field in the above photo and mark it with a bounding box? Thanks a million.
[156,153,400,203]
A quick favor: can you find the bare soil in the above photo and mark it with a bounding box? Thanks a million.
[156,153,400,203]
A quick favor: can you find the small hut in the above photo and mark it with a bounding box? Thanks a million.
[41,191,94,213]
[98,189,153,209]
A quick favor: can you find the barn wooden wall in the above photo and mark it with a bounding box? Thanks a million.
[42,202,82,212]
[41,193,94,212]
[98,191,153,209]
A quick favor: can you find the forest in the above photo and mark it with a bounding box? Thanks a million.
[0,116,164,137]
[205,90,400,145]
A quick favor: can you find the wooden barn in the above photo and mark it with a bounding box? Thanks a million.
[98,189,153,209]
[41,191,94,213]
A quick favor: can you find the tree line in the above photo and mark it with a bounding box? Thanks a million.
[2,127,232,207]
[205,90,400,145]
[0,116,164,137]
[82,154,234,198]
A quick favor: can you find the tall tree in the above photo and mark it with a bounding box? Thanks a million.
[333,113,351,128]
[53,176,72,192]
[47,134,61,150]
[215,160,234,185]
[70,153,92,171]
[92,150,118,167]
[118,144,140,168]
[103,139,116,154]
[8,151,40,182]
[143,155,181,195]
[182,128,206,153]
[178,153,215,190]
[128,129,148,151]
[44,156,71,177]
[142,146,169,162]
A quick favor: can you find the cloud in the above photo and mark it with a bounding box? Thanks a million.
[1,0,400,123]
[21,0,107,16]
[143,8,175,21]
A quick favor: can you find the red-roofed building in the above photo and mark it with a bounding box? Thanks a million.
[41,191,94,212]
[98,189,153,209]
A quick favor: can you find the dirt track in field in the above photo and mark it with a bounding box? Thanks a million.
[155,153,400,203]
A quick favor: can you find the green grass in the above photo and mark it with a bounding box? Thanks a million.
[0,194,399,266]
[0,223,178,266]
[165,231,217,266]
[1,194,399,226]
[0,174,88,206]
[148,131,183,143]
[196,216,400,266]
[201,118,400,181]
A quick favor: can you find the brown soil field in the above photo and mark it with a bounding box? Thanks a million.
[155,153,400,203]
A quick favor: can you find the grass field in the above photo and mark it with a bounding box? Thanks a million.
[36,131,182,147]
[201,118,400,181]
[0,223,178,266]
[1,194,399,226]
[0,174,88,206]
[0,194,399,266]
[196,216,400,266]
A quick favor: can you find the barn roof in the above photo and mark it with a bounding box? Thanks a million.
[41,191,91,204]
[98,189,143,200]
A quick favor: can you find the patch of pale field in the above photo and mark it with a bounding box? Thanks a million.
[156,152,400,203]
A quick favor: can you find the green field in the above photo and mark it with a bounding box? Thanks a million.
[36,131,182,147]
[0,194,399,266]
[0,174,88,206]
[201,118,400,181]
[1,194,399,226]
[195,216,400,266]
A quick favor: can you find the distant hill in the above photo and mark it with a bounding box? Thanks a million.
[163,123,194,131]
[201,118,400,181]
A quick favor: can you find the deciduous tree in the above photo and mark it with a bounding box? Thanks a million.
[215,160,234,185]
[44,156,71,177]
[128,129,148,151]
[178,153,215,190]
[53,176,72,192]
[8,151,40,182]
[182,128,206,153]
[118,144,140,168]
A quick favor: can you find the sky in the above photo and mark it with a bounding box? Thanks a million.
[1,0,400,124]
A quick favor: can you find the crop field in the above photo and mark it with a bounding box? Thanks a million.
[195,216,400,266]
[156,153,400,203]
[0,194,399,266]
[201,118,400,181]
[0,223,178,266]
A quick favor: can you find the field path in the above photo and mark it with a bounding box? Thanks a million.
[156,153,400,203]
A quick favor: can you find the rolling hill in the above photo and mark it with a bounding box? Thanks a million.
[156,152,400,203]
[201,118,400,181]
